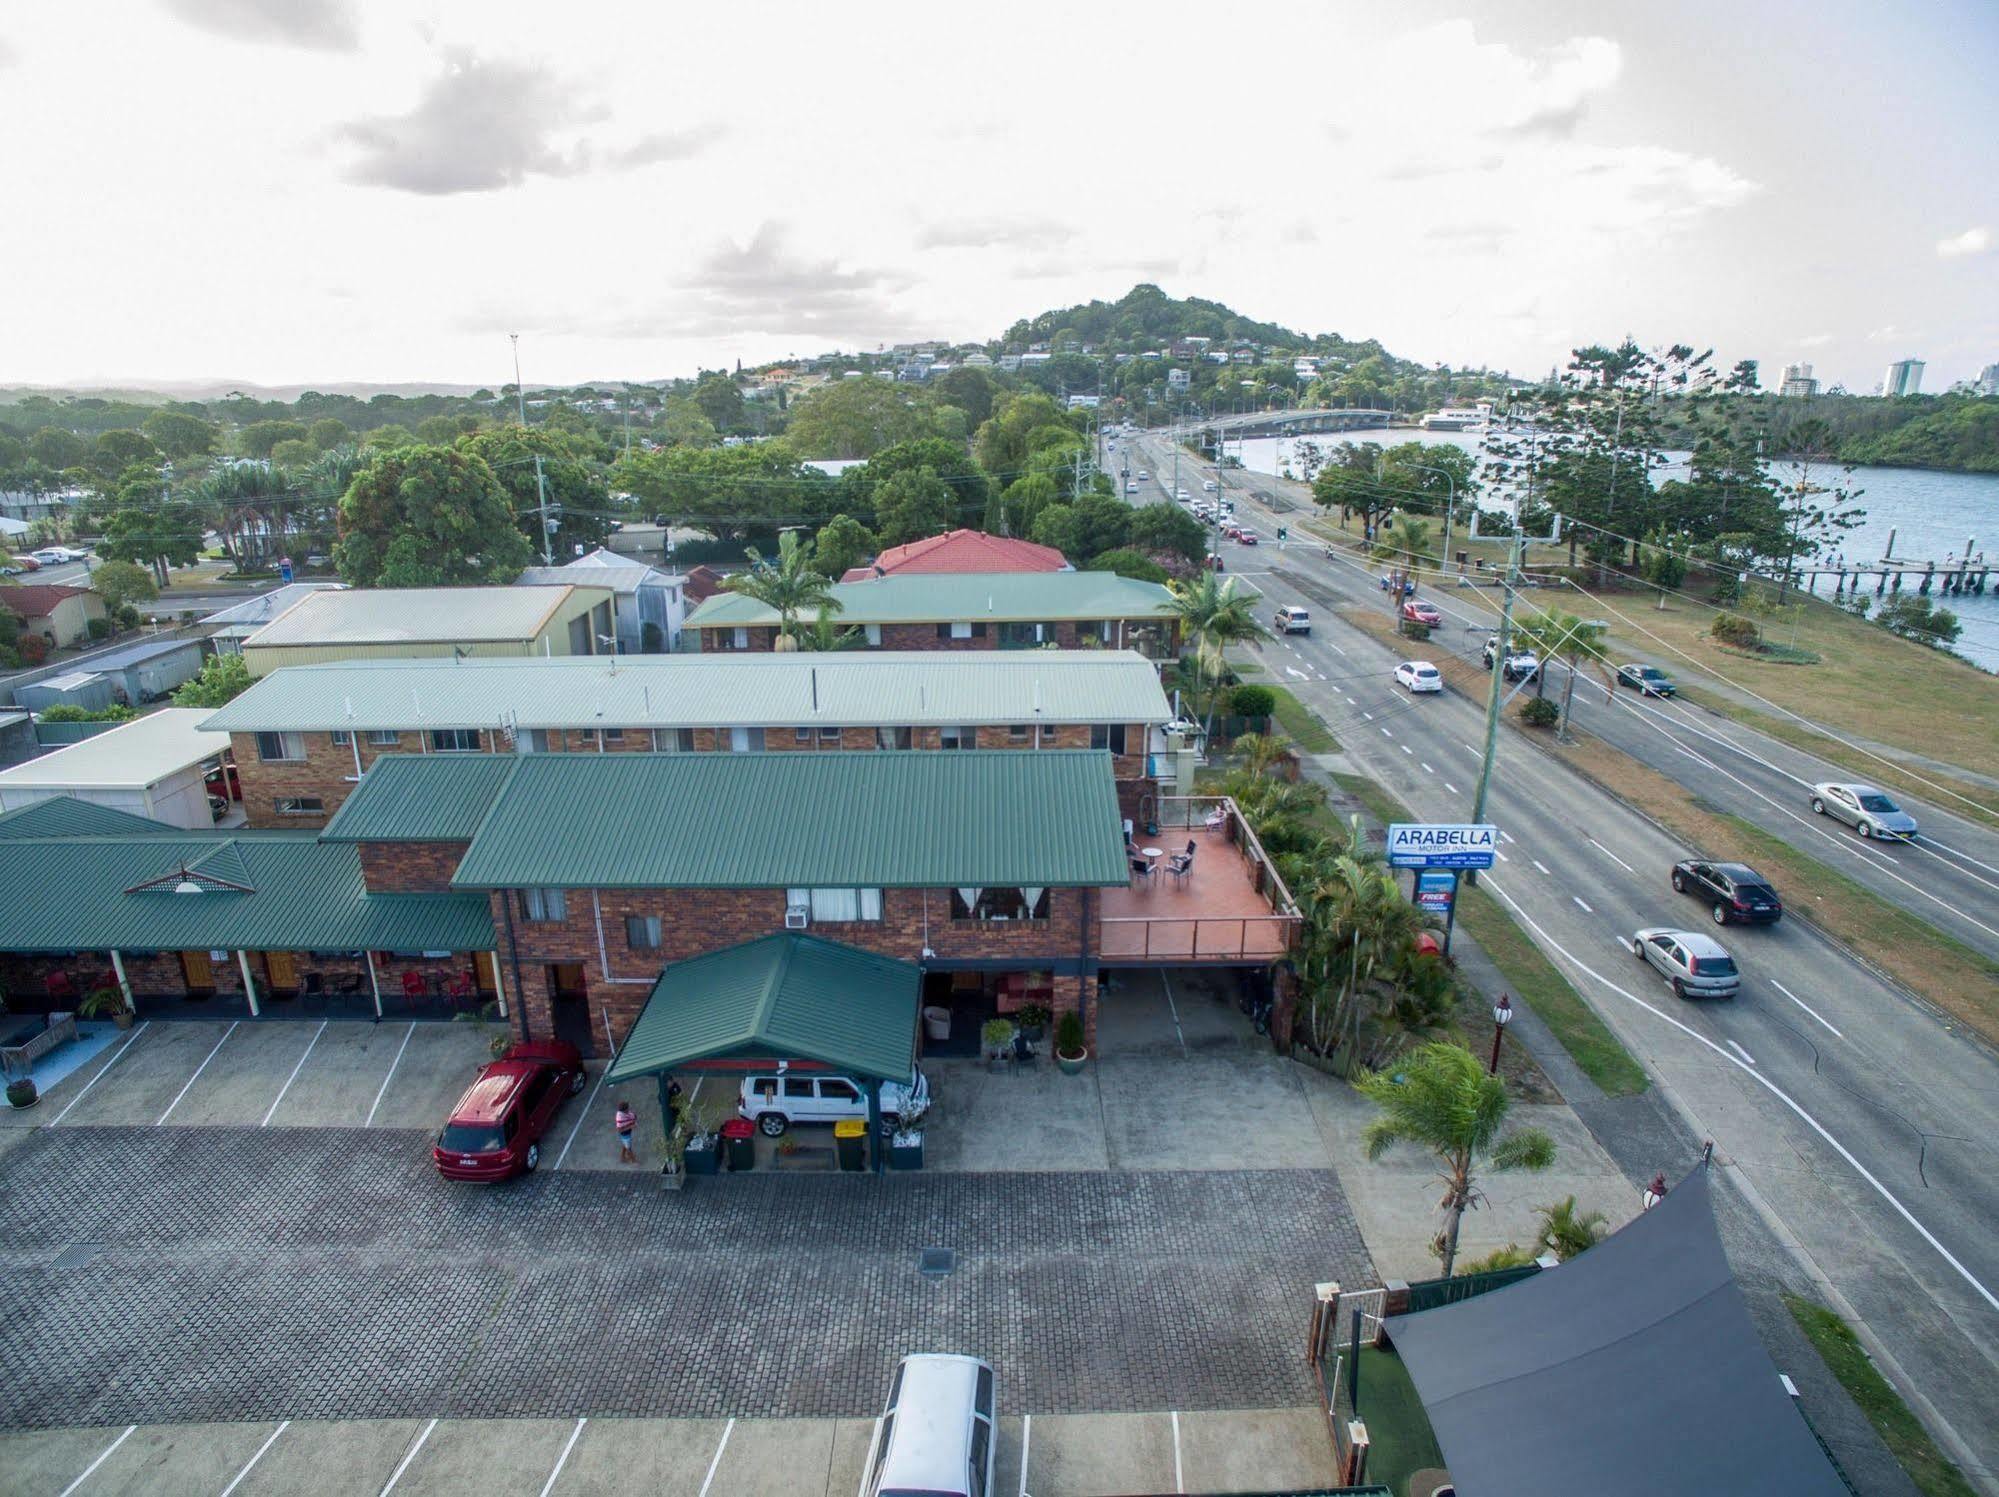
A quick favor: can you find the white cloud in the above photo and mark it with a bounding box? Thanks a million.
[1796,333,1833,348]
[1936,226,1991,259]
[160,0,359,51]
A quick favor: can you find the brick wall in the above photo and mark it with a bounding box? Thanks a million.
[696,618,1176,655]
[358,840,470,893]
[0,948,480,1014]
[234,730,494,829]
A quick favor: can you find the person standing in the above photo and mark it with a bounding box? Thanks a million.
[613,1101,637,1164]
[663,1077,684,1140]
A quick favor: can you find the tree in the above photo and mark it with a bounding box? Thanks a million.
[722,528,840,649]
[1028,503,1079,558]
[27,427,86,470]
[458,425,615,559]
[988,473,1060,538]
[613,440,831,546]
[1126,503,1206,566]
[1534,1196,1608,1262]
[785,379,931,459]
[308,418,350,451]
[871,466,956,548]
[974,390,1077,474]
[99,494,205,587]
[90,559,158,612]
[1085,548,1169,583]
[812,514,876,578]
[1167,572,1271,737]
[333,445,533,588]
[691,373,747,432]
[238,420,310,460]
[1311,442,1395,537]
[1357,1041,1557,1276]
[172,653,253,707]
[142,410,220,464]
[931,366,999,426]
[270,439,317,470]
[90,430,159,482]
[1875,595,1962,646]
[1509,608,1608,736]
[362,424,415,450]
[844,437,991,530]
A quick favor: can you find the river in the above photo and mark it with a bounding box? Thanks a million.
[1235,429,1999,673]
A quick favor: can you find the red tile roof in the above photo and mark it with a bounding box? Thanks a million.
[840,529,1069,583]
[0,584,91,620]
[680,565,726,604]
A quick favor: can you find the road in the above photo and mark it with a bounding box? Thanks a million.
[1111,423,1999,1486]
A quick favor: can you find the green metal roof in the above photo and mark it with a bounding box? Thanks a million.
[446,750,1128,890]
[0,798,494,954]
[684,570,1177,629]
[320,754,517,842]
[604,932,920,1085]
[0,798,174,838]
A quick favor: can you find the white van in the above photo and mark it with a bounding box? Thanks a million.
[1275,605,1311,634]
[862,1354,996,1497]
[1202,479,1219,492]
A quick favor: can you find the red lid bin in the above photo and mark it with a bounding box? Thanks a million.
[720,1118,756,1140]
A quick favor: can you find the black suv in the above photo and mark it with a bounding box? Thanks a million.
[1671,860,1782,925]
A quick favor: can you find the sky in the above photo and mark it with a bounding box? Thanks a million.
[1,0,1995,393]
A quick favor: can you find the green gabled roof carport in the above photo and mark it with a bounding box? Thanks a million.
[604,933,921,1173]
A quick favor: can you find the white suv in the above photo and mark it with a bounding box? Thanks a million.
[738,1067,928,1136]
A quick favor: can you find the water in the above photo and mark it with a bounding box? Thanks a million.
[1236,429,1999,672]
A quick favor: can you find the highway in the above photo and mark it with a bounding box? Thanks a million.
[1109,423,1999,1484]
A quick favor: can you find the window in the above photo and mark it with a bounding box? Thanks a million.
[428,729,480,752]
[654,727,695,752]
[519,1069,554,1115]
[367,730,400,747]
[625,916,661,950]
[753,1077,778,1100]
[602,728,624,744]
[726,726,764,752]
[1008,724,1030,743]
[999,621,1045,647]
[255,731,306,762]
[785,887,883,922]
[783,1078,815,1099]
[794,727,813,744]
[950,887,1050,921]
[730,626,750,650]
[1038,723,1058,744]
[819,1079,858,1103]
[876,726,912,751]
[519,888,568,922]
[274,795,324,816]
[969,1419,991,1497]
[935,620,984,639]
[819,725,842,744]
[1091,724,1129,755]
[330,730,352,747]
[940,725,977,750]
[863,624,882,647]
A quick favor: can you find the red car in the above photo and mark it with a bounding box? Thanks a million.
[1402,599,1442,626]
[433,1039,586,1181]
[1237,530,1259,546]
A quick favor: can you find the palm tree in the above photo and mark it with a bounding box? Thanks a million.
[1508,607,1608,739]
[792,613,867,652]
[723,529,841,651]
[1534,1195,1608,1261]
[1357,1041,1556,1277]
[1167,572,1271,737]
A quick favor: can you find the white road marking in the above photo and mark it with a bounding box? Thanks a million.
[1018,1415,1032,1497]
[553,1042,620,1170]
[1363,712,1375,721]
[1171,1411,1184,1494]
[1286,666,1308,679]
[58,1426,135,1497]
[857,1418,885,1497]
[1326,640,1348,656]
[379,1419,438,1496]
[365,1023,418,1128]
[539,1417,587,1496]
[697,1418,736,1497]
[1770,979,1845,1040]
[1573,896,1594,914]
[1421,762,1435,774]
[1381,727,1392,738]
[260,1020,327,1127]
[1588,839,1637,874]
[1728,1039,1757,1066]
[1495,850,1509,862]
[1345,694,1358,705]
[1532,859,1551,875]
[1463,742,1482,757]
[1501,831,1515,843]
[46,1020,149,1127]
[1402,744,1413,756]
[1482,875,1999,1314]
[219,1420,291,1497]
[1445,782,1460,795]
[156,1021,239,1126]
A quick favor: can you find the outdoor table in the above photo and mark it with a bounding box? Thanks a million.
[1140,847,1164,859]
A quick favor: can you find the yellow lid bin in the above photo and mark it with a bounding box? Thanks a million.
[833,1119,868,1139]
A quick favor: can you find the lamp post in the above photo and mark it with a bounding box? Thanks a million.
[1403,461,1459,577]
[1487,993,1513,1074]
[1642,1172,1668,1210]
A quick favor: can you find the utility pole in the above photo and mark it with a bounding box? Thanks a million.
[1465,532,1524,886]
[510,333,553,565]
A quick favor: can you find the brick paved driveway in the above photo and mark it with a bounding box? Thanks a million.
[0,1127,1373,1430]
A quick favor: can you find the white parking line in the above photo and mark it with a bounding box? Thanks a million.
[857,1418,885,1497]
[1728,1039,1757,1066]
[379,1417,437,1496]
[156,1022,239,1126]
[553,1042,621,1170]
[1501,831,1515,843]
[1532,859,1551,875]
[1445,782,1460,795]
[1588,839,1637,874]
[261,1021,327,1127]
[57,1426,135,1497]
[46,1021,149,1127]
[697,1418,735,1497]
[1017,1414,1031,1497]
[539,1417,587,1496]
[219,1420,291,1496]
[1573,896,1594,914]
[1381,727,1392,738]
[365,1023,417,1128]
[1171,1411,1184,1494]
[1770,979,1845,1040]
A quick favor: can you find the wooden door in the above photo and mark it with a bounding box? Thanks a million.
[474,951,499,995]
[263,950,300,995]
[179,950,215,995]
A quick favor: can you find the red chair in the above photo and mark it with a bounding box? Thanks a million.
[443,973,476,1012]
[400,970,427,1004]
[44,971,74,1004]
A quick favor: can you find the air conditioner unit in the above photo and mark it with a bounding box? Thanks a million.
[785,905,810,929]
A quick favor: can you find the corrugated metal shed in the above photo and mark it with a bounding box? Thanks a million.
[444,749,1128,890]
[685,570,1176,628]
[320,755,515,842]
[198,651,1172,733]
[0,799,494,953]
[0,709,227,792]
[242,585,610,646]
[16,672,114,713]
[604,933,919,1085]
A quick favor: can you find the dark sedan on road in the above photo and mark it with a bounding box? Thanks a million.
[1615,663,1677,697]
[1672,859,1783,925]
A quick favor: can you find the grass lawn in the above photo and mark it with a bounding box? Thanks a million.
[1350,1346,1445,1494]
[1563,733,1999,1046]
[1267,684,1342,752]
[1783,1294,1977,1497]
[1331,774,1646,1098]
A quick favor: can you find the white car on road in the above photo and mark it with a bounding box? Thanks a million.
[739,1067,929,1136]
[1395,661,1443,694]
[1630,928,1740,999]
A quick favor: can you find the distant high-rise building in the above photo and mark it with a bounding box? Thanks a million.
[1978,363,1999,397]
[1882,359,1925,397]
[1778,362,1819,398]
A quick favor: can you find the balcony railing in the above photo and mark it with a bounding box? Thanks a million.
[1099,794,1302,964]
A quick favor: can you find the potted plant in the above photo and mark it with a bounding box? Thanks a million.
[683,1119,721,1176]
[80,986,135,1031]
[453,998,509,1059]
[660,1116,690,1191]
[1054,1011,1088,1075]
[981,1017,1016,1070]
[1015,1003,1049,1044]
[888,1093,928,1171]
[6,1077,37,1110]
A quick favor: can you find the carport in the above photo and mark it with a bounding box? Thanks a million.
[603,932,920,1172]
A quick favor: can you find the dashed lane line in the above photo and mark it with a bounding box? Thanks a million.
[1421,762,1435,774]
[1728,1039,1757,1066]
[1532,859,1552,875]
[1445,782,1460,795]
[1573,896,1594,914]
[1770,979,1845,1040]
[1588,838,1637,874]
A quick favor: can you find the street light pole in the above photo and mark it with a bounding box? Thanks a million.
[509,333,553,565]
[1488,993,1513,1074]
[1465,532,1524,886]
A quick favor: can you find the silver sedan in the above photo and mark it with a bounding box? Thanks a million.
[1809,782,1918,841]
